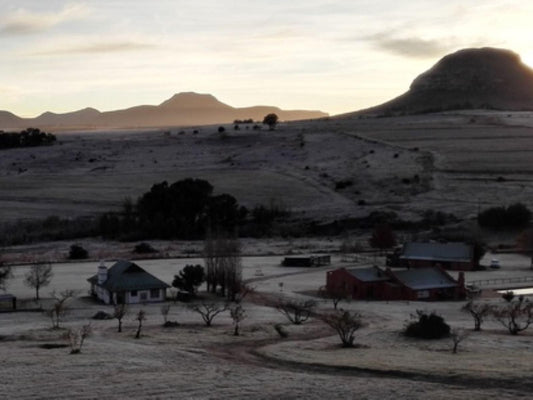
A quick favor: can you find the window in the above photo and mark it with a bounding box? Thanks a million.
[131,290,138,297]
[150,289,159,299]
[140,292,147,301]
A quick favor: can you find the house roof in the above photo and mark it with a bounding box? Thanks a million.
[346,266,389,282]
[391,267,458,290]
[401,242,472,263]
[87,260,170,292]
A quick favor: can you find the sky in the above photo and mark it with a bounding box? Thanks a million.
[1,1,533,117]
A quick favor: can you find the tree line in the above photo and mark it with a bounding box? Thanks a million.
[0,128,56,149]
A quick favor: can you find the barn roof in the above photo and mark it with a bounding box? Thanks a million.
[346,266,389,282]
[391,267,458,290]
[87,260,170,292]
[401,242,472,263]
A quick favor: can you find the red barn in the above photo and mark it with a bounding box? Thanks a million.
[326,266,465,301]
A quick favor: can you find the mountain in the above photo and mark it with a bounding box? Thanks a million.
[0,92,327,131]
[358,47,533,115]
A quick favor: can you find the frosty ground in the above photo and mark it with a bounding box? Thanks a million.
[1,252,532,399]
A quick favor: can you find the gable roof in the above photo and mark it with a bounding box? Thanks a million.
[391,267,458,290]
[346,266,389,282]
[88,260,170,292]
[401,242,472,263]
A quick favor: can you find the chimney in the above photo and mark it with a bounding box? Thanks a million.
[97,260,108,285]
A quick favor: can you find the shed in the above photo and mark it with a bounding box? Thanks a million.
[282,255,331,267]
[400,242,475,270]
[88,260,170,305]
[0,294,16,311]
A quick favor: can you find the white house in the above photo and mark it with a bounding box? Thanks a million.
[88,260,170,304]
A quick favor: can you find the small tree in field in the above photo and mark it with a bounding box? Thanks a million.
[0,263,11,291]
[276,298,316,325]
[461,300,493,331]
[24,262,53,300]
[172,264,205,296]
[135,309,146,339]
[321,310,363,348]
[318,285,349,310]
[492,295,533,335]
[262,113,279,130]
[67,324,92,354]
[450,328,469,354]
[369,224,396,254]
[113,303,128,333]
[47,290,75,329]
[189,302,229,327]
[230,304,246,336]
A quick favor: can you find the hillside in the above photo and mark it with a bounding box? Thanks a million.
[0,92,327,131]
[356,47,533,115]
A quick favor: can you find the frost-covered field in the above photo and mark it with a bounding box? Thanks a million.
[1,253,533,399]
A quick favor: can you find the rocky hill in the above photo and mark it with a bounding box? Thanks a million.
[0,92,327,131]
[357,47,533,115]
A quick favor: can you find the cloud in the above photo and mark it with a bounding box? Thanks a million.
[32,41,157,56]
[0,4,89,35]
[364,33,453,59]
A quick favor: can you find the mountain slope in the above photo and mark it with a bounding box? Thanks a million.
[0,92,327,130]
[357,47,533,115]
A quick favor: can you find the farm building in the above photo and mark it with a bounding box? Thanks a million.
[400,242,475,270]
[0,294,16,311]
[88,260,170,305]
[282,255,331,267]
[326,266,465,301]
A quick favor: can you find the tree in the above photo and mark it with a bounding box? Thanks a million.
[404,310,450,339]
[24,262,53,300]
[318,285,349,310]
[69,244,88,259]
[450,328,469,354]
[189,302,228,327]
[369,224,396,253]
[461,300,492,331]
[67,324,92,354]
[492,295,533,335]
[135,309,146,339]
[172,264,205,296]
[320,310,363,348]
[276,298,316,325]
[230,304,246,336]
[113,303,128,333]
[46,290,75,329]
[0,264,11,291]
[262,113,279,130]
[204,232,242,301]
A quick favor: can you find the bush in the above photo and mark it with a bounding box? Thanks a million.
[218,126,225,133]
[478,203,531,229]
[404,310,450,339]
[68,244,88,259]
[133,242,157,254]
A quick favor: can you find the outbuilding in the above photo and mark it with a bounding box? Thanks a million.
[400,242,475,270]
[88,260,170,305]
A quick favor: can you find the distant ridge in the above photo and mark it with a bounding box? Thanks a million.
[0,92,328,131]
[355,47,533,115]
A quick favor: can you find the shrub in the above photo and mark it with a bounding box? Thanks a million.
[404,310,450,339]
[68,244,88,259]
[217,126,225,133]
[478,203,531,229]
[133,242,157,254]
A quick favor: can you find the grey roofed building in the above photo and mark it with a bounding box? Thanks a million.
[400,242,475,270]
[88,260,170,304]
[391,267,459,290]
[346,266,389,282]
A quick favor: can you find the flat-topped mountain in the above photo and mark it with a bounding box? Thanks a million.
[0,92,327,131]
[358,47,533,115]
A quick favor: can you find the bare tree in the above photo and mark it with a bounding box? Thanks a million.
[24,262,53,300]
[67,324,92,354]
[160,303,171,324]
[46,290,75,329]
[321,310,363,348]
[276,298,316,325]
[135,309,146,339]
[0,263,11,291]
[113,303,128,333]
[492,295,533,335]
[189,302,228,327]
[230,304,246,336]
[461,300,493,331]
[204,232,242,301]
[450,328,469,354]
[318,285,349,310]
